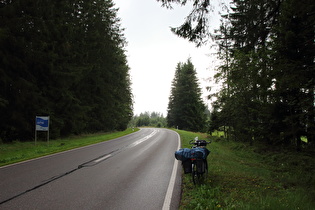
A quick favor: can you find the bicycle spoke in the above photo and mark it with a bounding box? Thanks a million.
[192,163,196,185]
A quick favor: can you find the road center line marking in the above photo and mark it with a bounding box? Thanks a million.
[94,154,112,163]
[129,129,158,148]
[93,130,158,164]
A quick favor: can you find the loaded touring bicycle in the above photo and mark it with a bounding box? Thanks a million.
[175,138,211,185]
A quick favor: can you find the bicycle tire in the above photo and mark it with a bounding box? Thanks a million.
[192,162,202,185]
[191,163,197,185]
[192,160,209,185]
[203,160,208,180]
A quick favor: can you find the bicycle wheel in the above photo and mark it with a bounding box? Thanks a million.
[203,160,208,180]
[192,162,201,185]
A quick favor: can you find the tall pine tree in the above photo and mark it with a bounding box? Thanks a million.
[167,59,207,132]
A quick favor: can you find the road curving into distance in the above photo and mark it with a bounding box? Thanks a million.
[0,128,181,210]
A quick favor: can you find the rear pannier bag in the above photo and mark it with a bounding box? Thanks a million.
[196,160,206,173]
[182,159,192,174]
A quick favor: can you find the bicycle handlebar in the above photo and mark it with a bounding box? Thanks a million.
[189,139,211,146]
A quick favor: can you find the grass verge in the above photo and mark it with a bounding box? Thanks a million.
[0,128,139,167]
[175,129,315,210]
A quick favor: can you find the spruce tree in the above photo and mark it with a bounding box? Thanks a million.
[159,0,315,150]
[167,59,207,132]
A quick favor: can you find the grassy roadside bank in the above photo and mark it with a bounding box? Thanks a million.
[175,130,315,209]
[0,128,139,167]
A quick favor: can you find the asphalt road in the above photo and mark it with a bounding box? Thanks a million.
[0,128,181,210]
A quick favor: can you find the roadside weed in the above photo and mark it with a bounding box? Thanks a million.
[175,130,315,210]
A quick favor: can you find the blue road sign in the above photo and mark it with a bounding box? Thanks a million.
[36,116,49,131]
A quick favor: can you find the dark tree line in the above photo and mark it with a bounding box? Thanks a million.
[167,59,208,132]
[0,0,133,142]
[211,0,315,151]
[159,0,315,150]
[129,112,167,128]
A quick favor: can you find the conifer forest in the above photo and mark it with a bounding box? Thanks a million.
[160,0,314,151]
[0,0,133,142]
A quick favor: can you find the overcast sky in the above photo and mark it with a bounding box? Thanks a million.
[114,0,224,116]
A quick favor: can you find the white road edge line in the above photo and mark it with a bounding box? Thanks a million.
[162,131,181,210]
[94,154,112,163]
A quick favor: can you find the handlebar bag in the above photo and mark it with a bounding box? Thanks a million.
[195,140,207,146]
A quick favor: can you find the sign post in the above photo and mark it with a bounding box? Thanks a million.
[35,116,50,145]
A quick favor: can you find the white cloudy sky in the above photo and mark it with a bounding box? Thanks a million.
[114,0,225,116]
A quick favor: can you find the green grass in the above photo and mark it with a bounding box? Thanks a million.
[0,128,139,167]
[175,129,315,210]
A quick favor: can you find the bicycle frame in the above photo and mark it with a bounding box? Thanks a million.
[189,139,211,185]
[191,158,208,185]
